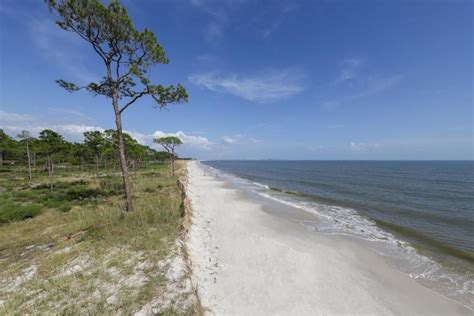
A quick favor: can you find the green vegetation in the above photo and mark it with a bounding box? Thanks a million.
[0,203,43,223]
[46,0,188,213]
[0,127,176,189]
[0,126,195,313]
[0,0,196,312]
[0,160,198,314]
[154,136,183,177]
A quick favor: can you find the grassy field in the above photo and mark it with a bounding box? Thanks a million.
[0,161,199,314]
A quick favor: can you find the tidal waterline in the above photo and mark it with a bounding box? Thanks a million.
[202,160,474,308]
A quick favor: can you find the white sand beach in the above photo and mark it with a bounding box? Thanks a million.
[185,161,470,315]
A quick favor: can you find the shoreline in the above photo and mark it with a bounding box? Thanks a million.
[185,161,471,315]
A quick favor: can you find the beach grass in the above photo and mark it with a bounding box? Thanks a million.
[0,161,198,314]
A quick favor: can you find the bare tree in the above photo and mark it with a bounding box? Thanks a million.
[38,129,65,191]
[18,130,33,183]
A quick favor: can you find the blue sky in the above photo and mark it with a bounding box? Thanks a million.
[0,0,472,160]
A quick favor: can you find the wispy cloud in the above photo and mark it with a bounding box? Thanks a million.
[190,0,243,43]
[1,2,98,84]
[29,18,98,83]
[350,141,381,152]
[221,134,258,145]
[221,136,235,144]
[306,144,326,153]
[191,0,299,42]
[256,2,299,39]
[48,107,89,118]
[354,74,405,98]
[337,57,365,83]
[195,54,221,66]
[204,21,225,42]
[322,55,405,110]
[0,111,34,123]
[189,69,305,103]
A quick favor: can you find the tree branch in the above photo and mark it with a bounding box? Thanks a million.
[63,19,108,65]
[117,49,147,84]
[119,90,148,114]
[115,47,122,81]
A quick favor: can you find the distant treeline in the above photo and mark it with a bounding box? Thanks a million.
[0,128,176,169]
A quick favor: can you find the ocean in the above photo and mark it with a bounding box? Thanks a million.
[201,160,474,309]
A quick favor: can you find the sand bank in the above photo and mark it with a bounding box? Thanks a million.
[185,161,470,315]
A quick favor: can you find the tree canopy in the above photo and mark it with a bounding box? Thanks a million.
[38,129,65,156]
[46,0,188,110]
[46,0,189,213]
[0,129,17,163]
[154,136,182,176]
[154,136,182,152]
[0,129,174,167]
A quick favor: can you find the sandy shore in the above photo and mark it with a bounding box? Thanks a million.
[185,161,470,315]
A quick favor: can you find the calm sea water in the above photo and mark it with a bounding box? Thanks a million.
[202,160,474,308]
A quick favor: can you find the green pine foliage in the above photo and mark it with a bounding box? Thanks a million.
[0,128,179,222]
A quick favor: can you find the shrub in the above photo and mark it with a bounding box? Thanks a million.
[0,203,43,223]
[66,187,101,200]
[57,201,73,212]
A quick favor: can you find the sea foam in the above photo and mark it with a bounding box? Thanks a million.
[200,163,474,309]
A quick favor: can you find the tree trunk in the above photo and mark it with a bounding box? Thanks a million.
[95,154,99,178]
[26,140,32,183]
[112,93,133,215]
[171,152,175,177]
[0,151,3,166]
[48,155,53,191]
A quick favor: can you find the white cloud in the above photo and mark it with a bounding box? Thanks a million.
[0,111,34,123]
[221,134,258,145]
[337,57,365,83]
[191,0,297,42]
[189,70,304,103]
[1,123,104,142]
[29,17,98,84]
[222,136,235,144]
[152,130,212,148]
[1,2,99,84]
[1,111,262,159]
[1,115,212,149]
[53,124,104,137]
[204,20,225,42]
[355,74,404,98]
[322,72,404,109]
[48,107,89,118]
[350,141,380,152]
[1,111,103,141]
[190,0,233,43]
[258,3,299,39]
[307,145,325,152]
[320,56,404,109]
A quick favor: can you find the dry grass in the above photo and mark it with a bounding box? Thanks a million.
[0,160,199,314]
